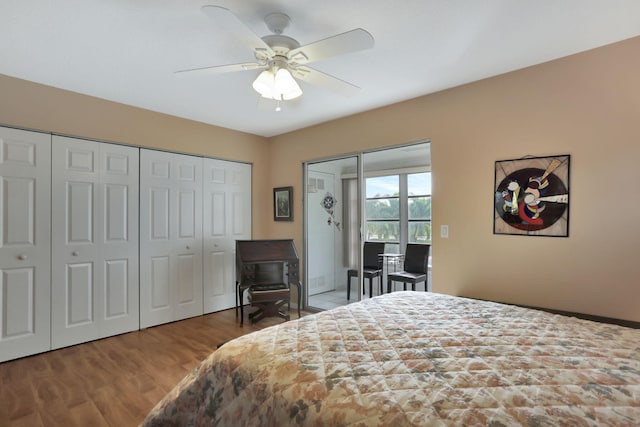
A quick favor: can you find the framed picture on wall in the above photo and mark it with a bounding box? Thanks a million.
[494,154,570,237]
[274,186,293,221]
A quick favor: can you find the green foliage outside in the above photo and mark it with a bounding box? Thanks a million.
[365,195,431,245]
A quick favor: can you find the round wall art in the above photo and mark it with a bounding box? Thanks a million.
[494,154,570,237]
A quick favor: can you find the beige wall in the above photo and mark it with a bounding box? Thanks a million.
[0,74,273,236]
[2,36,639,322]
[268,36,640,322]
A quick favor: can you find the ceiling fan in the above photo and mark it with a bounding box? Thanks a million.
[176,5,375,108]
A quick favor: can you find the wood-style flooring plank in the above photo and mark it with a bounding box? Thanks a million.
[0,308,307,427]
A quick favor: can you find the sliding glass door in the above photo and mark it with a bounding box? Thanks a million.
[304,142,431,311]
[363,144,432,292]
[305,156,359,310]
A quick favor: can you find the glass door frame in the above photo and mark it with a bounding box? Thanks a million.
[302,141,430,310]
[303,153,362,311]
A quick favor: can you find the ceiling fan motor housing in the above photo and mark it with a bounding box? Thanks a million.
[258,35,300,59]
[256,12,302,61]
[264,12,291,34]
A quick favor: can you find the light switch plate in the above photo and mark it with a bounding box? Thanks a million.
[441,225,449,238]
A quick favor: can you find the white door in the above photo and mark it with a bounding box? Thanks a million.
[202,158,251,313]
[0,127,51,362]
[51,136,139,349]
[307,170,336,295]
[140,149,203,328]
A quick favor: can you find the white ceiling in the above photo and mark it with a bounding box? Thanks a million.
[2,1,639,138]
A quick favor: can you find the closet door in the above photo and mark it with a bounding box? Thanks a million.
[0,127,51,362]
[202,159,251,313]
[140,149,203,328]
[51,136,139,349]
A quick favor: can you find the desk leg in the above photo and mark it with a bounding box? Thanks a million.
[239,287,246,326]
[235,281,239,317]
[295,281,302,318]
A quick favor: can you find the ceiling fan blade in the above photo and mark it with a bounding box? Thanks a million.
[201,5,275,58]
[292,66,360,97]
[175,62,265,76]
[288,28,374,66]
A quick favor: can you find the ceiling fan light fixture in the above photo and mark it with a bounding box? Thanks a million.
[274,68,302,100]
[252,67,302,101]
[252,69,276,98]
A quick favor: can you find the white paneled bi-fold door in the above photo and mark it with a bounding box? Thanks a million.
[0,126,253,361]
[51,136,139,350]
[0,127,51,362]
[140,149,203,328]
[203,158,251,313]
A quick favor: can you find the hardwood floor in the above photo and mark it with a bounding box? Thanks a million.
[0,308,308,427]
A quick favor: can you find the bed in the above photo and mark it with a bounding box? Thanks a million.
[141,291,640,426]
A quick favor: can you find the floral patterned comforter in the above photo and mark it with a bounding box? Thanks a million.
[141,292,640,426]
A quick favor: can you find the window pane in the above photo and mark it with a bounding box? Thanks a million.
[408,221,432,243]
[365,221,399,242]
[408,196,431,220]
[366,176,399,198]
[366,198,399,219]
[408,172,431,196]
[383,243,400,254]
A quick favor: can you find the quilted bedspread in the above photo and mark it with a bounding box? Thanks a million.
[141,292,640,426]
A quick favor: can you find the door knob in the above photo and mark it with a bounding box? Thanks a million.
[186,245,191,250]
[72,251,79,256]
[18,254,27,261]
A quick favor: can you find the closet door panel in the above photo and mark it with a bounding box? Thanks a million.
[205,187,226,301]
[105,258,129,318]
[2,268,35,334]
[0,127,50,362]
[52,137,138,349]
[3,177,35,244]
[202,162,231,313]
[174,184,201,320]
[172,153,202,321]
[178,189,196,238]
[232,191,246,235]
[210,192,226,235]
[177,254,196,303]
[151,188,170,239]
[203,159,251,313]
[206,250,226,298]
[66,181,94,243]
[52,137,100,348]
[98,143,139,338]
[66,262,94,325]
[140,150,203,328]
[150,256,170,309]
[105,184,128,241]
[140,151,175,327]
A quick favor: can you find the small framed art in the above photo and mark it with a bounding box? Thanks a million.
[274,186,293,221]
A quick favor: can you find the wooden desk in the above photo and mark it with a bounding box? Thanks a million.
[235,239,302,325]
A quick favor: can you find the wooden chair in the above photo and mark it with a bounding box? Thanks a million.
[387,244,430,293]
[240,261,292,325]
[347,242,385,299]
[248,283,291,324]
